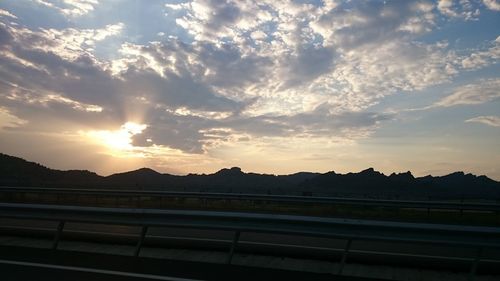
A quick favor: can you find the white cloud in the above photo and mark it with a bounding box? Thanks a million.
[438,0,480,20]
[0,107,26,129]
[2,21,124,61]
[41,94,103,112]
[465,115,500,127]
[312,1,438,48]
[461,36,500,69]
[161,0,469,118]
[483,0,500,11]
[435,78,500,107]
[250,30,267,41]
[165,3,188,11]
[0,9,17,19]
[438,0,459,17]
[35,0,99,17]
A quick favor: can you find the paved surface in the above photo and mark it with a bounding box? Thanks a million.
[1,219,499,270]
[1,217,500,280]
[0,236,499,281]
[0,246,387,281]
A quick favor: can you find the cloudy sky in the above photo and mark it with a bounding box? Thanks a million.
[0,0,499,179]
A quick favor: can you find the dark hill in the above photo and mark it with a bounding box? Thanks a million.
[103,167,178,188]
[0,153,499,199]
[0,153,101,186]
[278,172,320,185]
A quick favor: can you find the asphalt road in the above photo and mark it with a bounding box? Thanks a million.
[1,213,500,277]
[0,246,388,281]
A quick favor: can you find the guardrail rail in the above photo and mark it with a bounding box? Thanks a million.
[1,186,500,213]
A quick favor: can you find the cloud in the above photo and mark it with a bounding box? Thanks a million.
[121,67,244,113]
[113,40,251,112]
[0,9,17,19]
[130,104,392,154]
[175,0,244,41]
[0,107,26,129]
[461,36,500,69]
[465,115,500,127]
[280,45,336,89]
[434,78,500,107]
[0,0,499,158]
[312,1,437,48]
[35,0,99,17]
[1,20,123,61]
[437,0,480,20]
[483,0,500,11]
[0,21,127,131]
[0,18,245,114]
[194,41,273,88]
[160,0,492,117]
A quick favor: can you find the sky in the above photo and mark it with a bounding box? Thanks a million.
[0,0,499,179]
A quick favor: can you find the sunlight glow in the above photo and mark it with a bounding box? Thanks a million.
[85,122,147,151]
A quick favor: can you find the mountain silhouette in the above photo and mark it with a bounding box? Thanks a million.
[0,153,101,186]
[1,153,499,199]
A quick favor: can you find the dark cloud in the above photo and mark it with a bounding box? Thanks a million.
[2,46,123,110]
[0,24,13,47]
[178,0,243,40]
[196,42,273,88]
[132,110,212,153]
[282,45,336,88]
[0,3,396,155]
[131,104,393,153]
[315,0,433,49]
[0,23,248,133]
[255,105,393,137]
[203,0,241,32]
[122,68,243,112]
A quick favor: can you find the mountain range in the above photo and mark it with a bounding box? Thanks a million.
[1,153,499,199]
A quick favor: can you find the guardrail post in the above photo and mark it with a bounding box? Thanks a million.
[338,238,352,275]
[52,221,65,250]
[468,247,482,281]
[134,226,148,257]
[460,198,464,218]
[226,230,241,265]
[495,201,499,225]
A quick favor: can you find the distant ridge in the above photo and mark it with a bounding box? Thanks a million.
[1,153,499,199]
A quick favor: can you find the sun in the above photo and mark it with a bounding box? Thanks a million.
[85,122,148,152]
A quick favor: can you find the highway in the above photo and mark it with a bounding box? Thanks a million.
[0,202,499,280]
[0,245,387,281]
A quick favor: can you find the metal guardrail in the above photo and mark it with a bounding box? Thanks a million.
[1,186,500,212]
[0,202,499,280]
